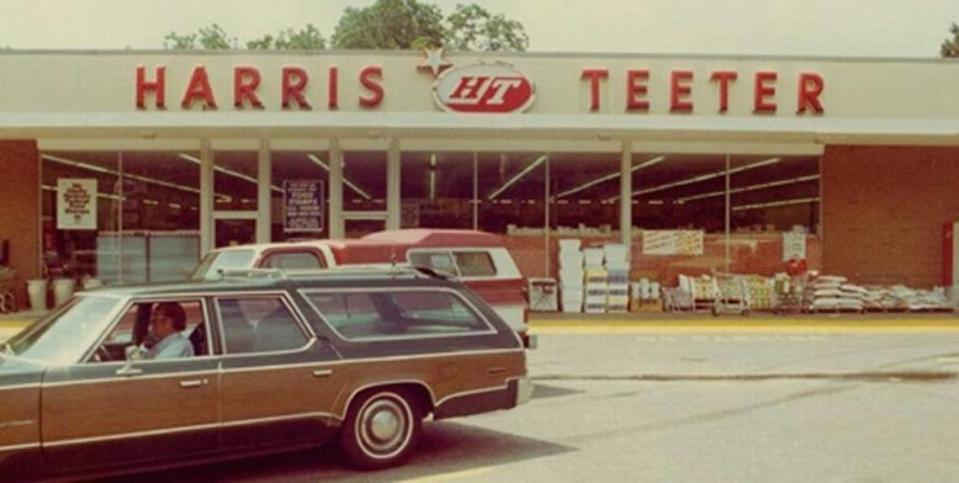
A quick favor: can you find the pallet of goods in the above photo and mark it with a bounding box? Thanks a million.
[558,239,584,313]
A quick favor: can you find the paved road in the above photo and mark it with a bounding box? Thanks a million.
[107,326,959,483]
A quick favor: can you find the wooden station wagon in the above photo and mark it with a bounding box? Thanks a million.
[0,268,531,479]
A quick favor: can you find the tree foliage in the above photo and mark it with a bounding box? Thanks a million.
[247,24,326,50]
[163,2,528,52]
[445,3,528,52]
[331,0,445,50]
[941,23,959,57]
[164,23,233,50]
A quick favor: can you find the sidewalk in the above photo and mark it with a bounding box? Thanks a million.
[528,310,959,332]
[1,309,957,337]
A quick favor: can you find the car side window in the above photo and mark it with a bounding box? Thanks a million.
[217,296,310,354]
[304,290,491,340]
[453,251,497,277]
[262,252,326,269]
[88,299,207,363]
[408,251,459,276]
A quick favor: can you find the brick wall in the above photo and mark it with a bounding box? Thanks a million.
[823,145,959,287]
[0,140,40,306]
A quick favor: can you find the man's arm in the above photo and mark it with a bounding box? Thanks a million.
[153,335,194,359]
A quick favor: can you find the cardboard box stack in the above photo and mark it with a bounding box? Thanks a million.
[631,278,663,311]
[604,244,630,313]
[583,247,607,313]
[558,239,584,313]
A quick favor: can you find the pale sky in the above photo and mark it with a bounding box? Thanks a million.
[0,0,956,58]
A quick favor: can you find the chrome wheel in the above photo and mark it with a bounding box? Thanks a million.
[358,397,409,457]
[341,389,421,469]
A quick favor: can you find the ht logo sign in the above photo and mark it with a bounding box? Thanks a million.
[433,64,535,113]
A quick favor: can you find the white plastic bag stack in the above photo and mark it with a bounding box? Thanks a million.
[583,247,607,313]
[604,244,630,313]
[558,239,584,313]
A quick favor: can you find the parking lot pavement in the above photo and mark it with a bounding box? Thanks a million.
[529,312,959,333]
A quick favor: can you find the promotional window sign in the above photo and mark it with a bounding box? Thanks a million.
[57,178,97,230]
[284,180,325,233]
[642,230,704,256]
[783,231,807,261]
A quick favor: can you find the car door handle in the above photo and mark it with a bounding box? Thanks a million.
[488,367,508,375]
[179,379,207,389]
[312,369,333,378]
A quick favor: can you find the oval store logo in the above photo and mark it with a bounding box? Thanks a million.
[433,64,535,113]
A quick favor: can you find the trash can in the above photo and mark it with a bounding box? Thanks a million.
[27,279,47,311]
[52,278,75,307]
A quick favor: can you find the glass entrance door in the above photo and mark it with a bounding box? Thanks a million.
[215,218,256,248]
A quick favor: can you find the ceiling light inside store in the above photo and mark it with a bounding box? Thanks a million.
[306,154,372,200]
[42,153,229,198]
[178,153,283,193]
[677,174,820,203]
[556,155,665,199]
[42,184,123,201]
[732,197,820,212]
[487,154,547,200]
[607,157,781,202]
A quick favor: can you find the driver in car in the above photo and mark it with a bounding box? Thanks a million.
[144,302,194,360]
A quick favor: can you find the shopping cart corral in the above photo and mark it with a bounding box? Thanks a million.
[711,272,751,316]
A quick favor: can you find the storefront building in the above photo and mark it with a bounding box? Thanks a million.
[0,50,957,305]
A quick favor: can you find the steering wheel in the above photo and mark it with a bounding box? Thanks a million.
[94,345,113,362]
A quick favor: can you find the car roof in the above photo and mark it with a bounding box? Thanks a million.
[81,267,457,297]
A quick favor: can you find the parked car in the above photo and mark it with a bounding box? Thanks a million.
[191,229,535,348]
[0,267,530,479]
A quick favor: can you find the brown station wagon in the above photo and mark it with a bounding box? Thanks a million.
[0,268,531,479]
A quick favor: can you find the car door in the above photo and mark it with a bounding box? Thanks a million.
[40,298,220,473]
[213,292,341,451]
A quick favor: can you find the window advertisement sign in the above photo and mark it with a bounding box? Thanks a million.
[642,230,704,256]
[284,180,324,233]
[57,178,97,230]
[783,231,807,261]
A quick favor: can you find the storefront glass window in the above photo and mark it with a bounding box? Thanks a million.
[550,152,621,234]
[271,150,330,242]
[343,151,386,237]
[401,151,476,229]
[42,150,202,286]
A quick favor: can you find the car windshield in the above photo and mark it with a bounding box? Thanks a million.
[2,295,123,365]
[191,249,256,281]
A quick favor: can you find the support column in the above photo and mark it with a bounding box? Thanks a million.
[620,141,633,250]
[386,137,401,230]
[256,139,272,244]
[199,139,214,254]
[472,151,479,230]
[329,138,344,239]
[544,154,551,278]
[725,153,731,272]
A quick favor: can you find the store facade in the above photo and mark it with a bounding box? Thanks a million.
[0,50,957,305]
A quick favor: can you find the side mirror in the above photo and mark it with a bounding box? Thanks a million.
[125,345,145,361]
[116,346,145,377]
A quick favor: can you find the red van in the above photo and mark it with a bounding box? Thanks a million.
[191,229,533,348]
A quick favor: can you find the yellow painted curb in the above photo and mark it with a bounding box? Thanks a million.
[531,325,959,334]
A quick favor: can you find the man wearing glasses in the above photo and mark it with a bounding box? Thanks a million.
[144,302,194,360]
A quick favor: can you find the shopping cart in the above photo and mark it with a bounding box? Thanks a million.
[662,286,694,312]
[711,272,750,316]
[772,274,806,315]
[0,267,17,314]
